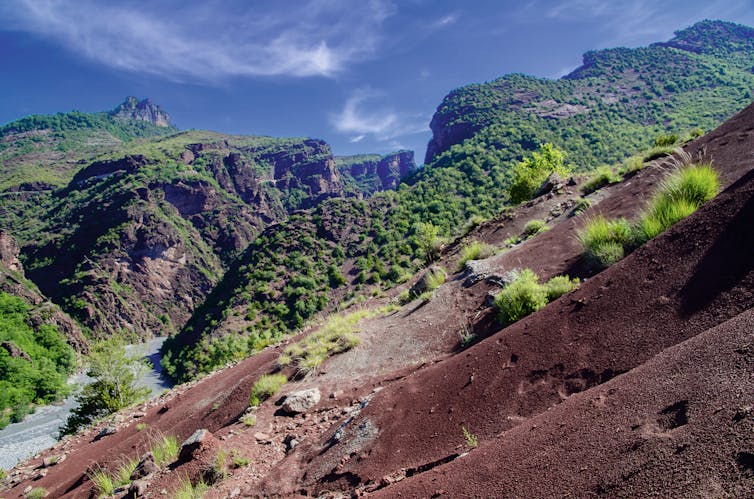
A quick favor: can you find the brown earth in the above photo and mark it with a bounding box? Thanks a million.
[3,103,754,497]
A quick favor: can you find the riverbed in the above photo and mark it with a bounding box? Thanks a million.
[0,337,172,470]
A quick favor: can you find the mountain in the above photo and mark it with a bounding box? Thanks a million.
[425,20,754,165]
[110,96,171,127]
[336,151,417,197]
[160,20,754,381]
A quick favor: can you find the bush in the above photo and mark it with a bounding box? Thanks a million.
[509,143,570,204]
[581,166,621,194]
[494,269,548,325]
[572,197,592,216]
[240,413,256,426]
[249,374,287,406]
[522,219,549,238]
[457,241,496,271]
[577,216,633,269]
[27,488,48,499]
[654,133,679,147]
[636,163,719,243]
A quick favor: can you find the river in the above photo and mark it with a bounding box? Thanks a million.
[0,337,172,470]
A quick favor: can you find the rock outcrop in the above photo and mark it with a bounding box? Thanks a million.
[111,96,171,127]
[282,388,321,414]
[337,151,417,197]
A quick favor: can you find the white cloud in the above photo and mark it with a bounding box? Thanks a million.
[432,13,458,28]
[0,0,395,82]
[330,88,427,142]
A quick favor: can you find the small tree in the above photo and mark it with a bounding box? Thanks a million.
[62,336,150,434]
[508,143,569,204]
[414,222,443,263]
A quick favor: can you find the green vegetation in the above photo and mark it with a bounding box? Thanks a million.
[508,144,570,204]
[636,162,720,242]
[278,309,377,375]
[462,426,478,449]
[572,197,593,215]
[249,374,288,406]
[151,434,180,468]
[239,413,257,426]
[457,241,497,271]
[88,467,116,497]
[494,269,579,325]
[581,166,621,194]
[0,292,76,429]
[26,487,48,499]
[62,336,150,434]
[114,457,140,487]
[135,422,148,431]
[232,451,250,468]
[578,160,720,268]
[522,219,550,238]
[577,216,634,270]
[174,477,209,499]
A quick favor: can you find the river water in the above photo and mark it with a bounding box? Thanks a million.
[0,337,172,470]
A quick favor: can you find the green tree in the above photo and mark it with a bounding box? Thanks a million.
[62,336,150,434]
[414,222,443,263]
[508,143,569,204]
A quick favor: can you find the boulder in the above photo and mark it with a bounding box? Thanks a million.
[281,388,321,414]
[535,172,565,197]
[462,260,518,288]
[409,266,447,296]
[179,428,216,461]
[128,479,149,498]
[94,426,117,440]
[130,452,159,480]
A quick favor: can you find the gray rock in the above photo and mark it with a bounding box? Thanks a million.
[535,172,565,197]
[178,428,213,461]
[284,434,299,452]
[128,479,149,498]
[281,388,321,414]
[130,452,159,480]
[95,426,117,440]
[462,260,518,288]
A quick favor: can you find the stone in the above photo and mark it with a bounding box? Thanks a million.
[462,260,518,289]
[95,426,117,440]
[178,428,214,461]
[281,388,321,414]
[254,432,270,442]
[130,452,159,480]
[284,435,299,452]
[128,479,149,498]
[42,454,64,467]
[535,172,565,197]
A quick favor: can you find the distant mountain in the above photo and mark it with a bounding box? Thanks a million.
[425,20,754,165]
[110,96,171,127]
[336,150,417,197]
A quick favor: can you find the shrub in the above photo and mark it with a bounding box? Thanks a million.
[174,477,209,499]
[494,269,548,325]
[27,488,48,499]
[232,454,250,468]
[581,166,620,194]
[509,143,570,204]
[135,422,148,431]
[522,219,549,238]
[636,163,719,243]
[456,241,496,271]
[151,434,180,467]
[114,456,140,486]
[620,155,645,175]
[654,133,679,147]
[544,275,580,301]
[249,374,287,406]
[576,216,633,269]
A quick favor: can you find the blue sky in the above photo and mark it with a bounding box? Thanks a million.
[1,0,754,162]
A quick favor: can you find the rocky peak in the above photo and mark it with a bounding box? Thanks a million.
[110,96,171,127]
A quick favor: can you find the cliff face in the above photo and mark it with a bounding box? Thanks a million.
[337,150,417,196]
[110,96,171,127]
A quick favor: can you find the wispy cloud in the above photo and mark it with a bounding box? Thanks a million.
[330,88,427,142]
[0,0,395,82]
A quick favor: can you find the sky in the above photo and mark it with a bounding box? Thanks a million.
[1,0,754,163]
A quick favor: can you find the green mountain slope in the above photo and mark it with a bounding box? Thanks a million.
[161,19,754,381]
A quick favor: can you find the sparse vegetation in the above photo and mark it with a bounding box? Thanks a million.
[151,434,180,468]
[232,452,251,468]
[494,269,579,325]
[522,219,549,238]
[249,374,288,406]
[114,456,139,487]
[462,426,478,449]
[278,309,378,375]
[240,412,257,426]
[203,450,228,485]
[457,241,497,271]
[581,166,621,194]
[508,144,570,204]
[27,487,48,499]
[572,197,593,215]
[174,477,209,499]
[135,422,148,431]
[88,467,115,497]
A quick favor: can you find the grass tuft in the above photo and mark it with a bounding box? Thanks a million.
[88,467,115,497]
[249,374,288,406]
[462,426,478,449]
[522,219,549,238]
[581,165,621,194]
[544,275,580,301]
[576,216,633,269]
[174,477,209,499]
[151,434,180,468]
[114,456,140,486]
[494,270,579,325]
[456,241,497,271]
